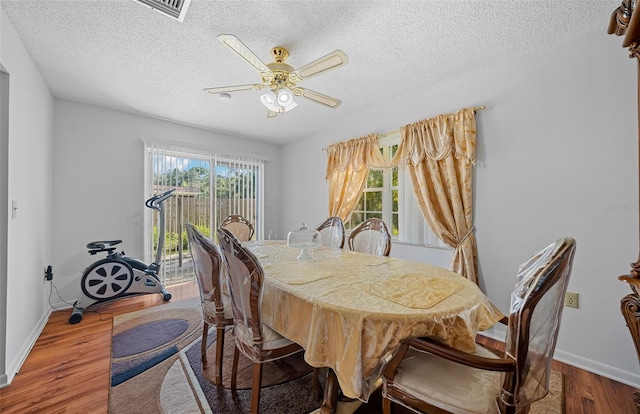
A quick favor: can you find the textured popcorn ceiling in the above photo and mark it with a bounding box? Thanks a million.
[1,0,616,144]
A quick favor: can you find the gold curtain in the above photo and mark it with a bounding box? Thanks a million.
[326,134,387,221]
[391,108,478,282]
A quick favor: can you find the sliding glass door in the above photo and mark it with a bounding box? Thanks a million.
[145,142,264,286]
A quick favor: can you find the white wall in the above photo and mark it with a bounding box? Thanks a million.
[280,30,640,387]
[0,8,54,386]
[52,100,281,305]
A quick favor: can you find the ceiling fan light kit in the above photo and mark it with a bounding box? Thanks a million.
[204,34,348,118]
[277,89,294,106]
[260,89,297,113]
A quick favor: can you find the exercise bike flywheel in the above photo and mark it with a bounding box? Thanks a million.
[80,258,134,301]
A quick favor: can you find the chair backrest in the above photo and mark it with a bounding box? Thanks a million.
[216,227,265,357]
[347,218,392,256]
[316,217,345,248]
[221,214,255,241]
[502,237,576,408]
[185,223,226,323]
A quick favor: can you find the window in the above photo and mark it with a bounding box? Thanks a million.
[345,144,398,234]
[344,134,448,249]
[145,142,264,285]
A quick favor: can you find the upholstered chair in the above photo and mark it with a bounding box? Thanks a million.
[185,223,234,386]
[220,214,255,241]
[216,227,321,414]
[316,216,345,248]
[381,237,576,414]
[347,218,391,256]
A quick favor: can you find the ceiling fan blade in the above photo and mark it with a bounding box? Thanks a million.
[294,50,348,80]
[217,34,271,74]
[296,88,342,108]
[203,84,264,94]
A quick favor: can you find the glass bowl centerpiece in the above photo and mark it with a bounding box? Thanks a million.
[287,222,322,260]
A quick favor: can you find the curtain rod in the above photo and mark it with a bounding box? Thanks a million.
[322,106,485,150]
[377,105,485,139]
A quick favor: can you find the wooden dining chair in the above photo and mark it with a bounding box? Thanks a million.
[316,216,345,248]
[347,218,391,256]
[220,214,255,241]
[216,227,321,414]
[382,237,576,414]
[185,223,234,386]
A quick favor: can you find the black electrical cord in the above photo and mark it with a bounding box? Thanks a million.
[47,280,113,321]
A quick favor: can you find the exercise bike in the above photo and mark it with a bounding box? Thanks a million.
[68,189,175,324]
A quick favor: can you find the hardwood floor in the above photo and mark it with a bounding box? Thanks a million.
[0,281,637,413]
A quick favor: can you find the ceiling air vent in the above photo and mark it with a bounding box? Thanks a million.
[132,0,191,22]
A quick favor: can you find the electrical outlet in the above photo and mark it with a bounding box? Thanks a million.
[565,291,579,308]
[44,265,53,281]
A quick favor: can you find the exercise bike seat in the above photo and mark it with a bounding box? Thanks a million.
[86,240,122,253]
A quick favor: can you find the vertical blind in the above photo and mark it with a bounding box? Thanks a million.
[144,141,264,285]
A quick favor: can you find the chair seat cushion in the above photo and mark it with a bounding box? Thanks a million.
[391,344,502,414]
[262,323,298,350]
[235,322,298,352]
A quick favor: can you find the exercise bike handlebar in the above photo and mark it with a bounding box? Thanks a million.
[145,188,176,211]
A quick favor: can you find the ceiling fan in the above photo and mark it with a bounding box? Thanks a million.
[204,34,349,118]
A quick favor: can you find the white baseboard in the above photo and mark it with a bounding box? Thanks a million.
[49,300,73,311]
[4,307,51,386]
[553,349,640,389]
[478,327,640,389]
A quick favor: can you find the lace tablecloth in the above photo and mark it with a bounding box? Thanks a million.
[246,241,504,401]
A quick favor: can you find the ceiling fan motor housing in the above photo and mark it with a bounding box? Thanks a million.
[265,59,298,91]
[271,46,289,63]
[205,34,347,113]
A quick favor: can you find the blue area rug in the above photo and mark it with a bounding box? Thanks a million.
[111,317,190,386]
[112,318,188,358]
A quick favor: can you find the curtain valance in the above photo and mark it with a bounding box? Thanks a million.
[390,108,476,167]
[325,134,387,177]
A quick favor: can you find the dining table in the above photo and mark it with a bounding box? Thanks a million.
[245,240,504,414]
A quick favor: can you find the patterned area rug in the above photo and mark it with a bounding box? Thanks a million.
[530,369,564,414]
[109,297,563,414]
[110,297,324,414]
